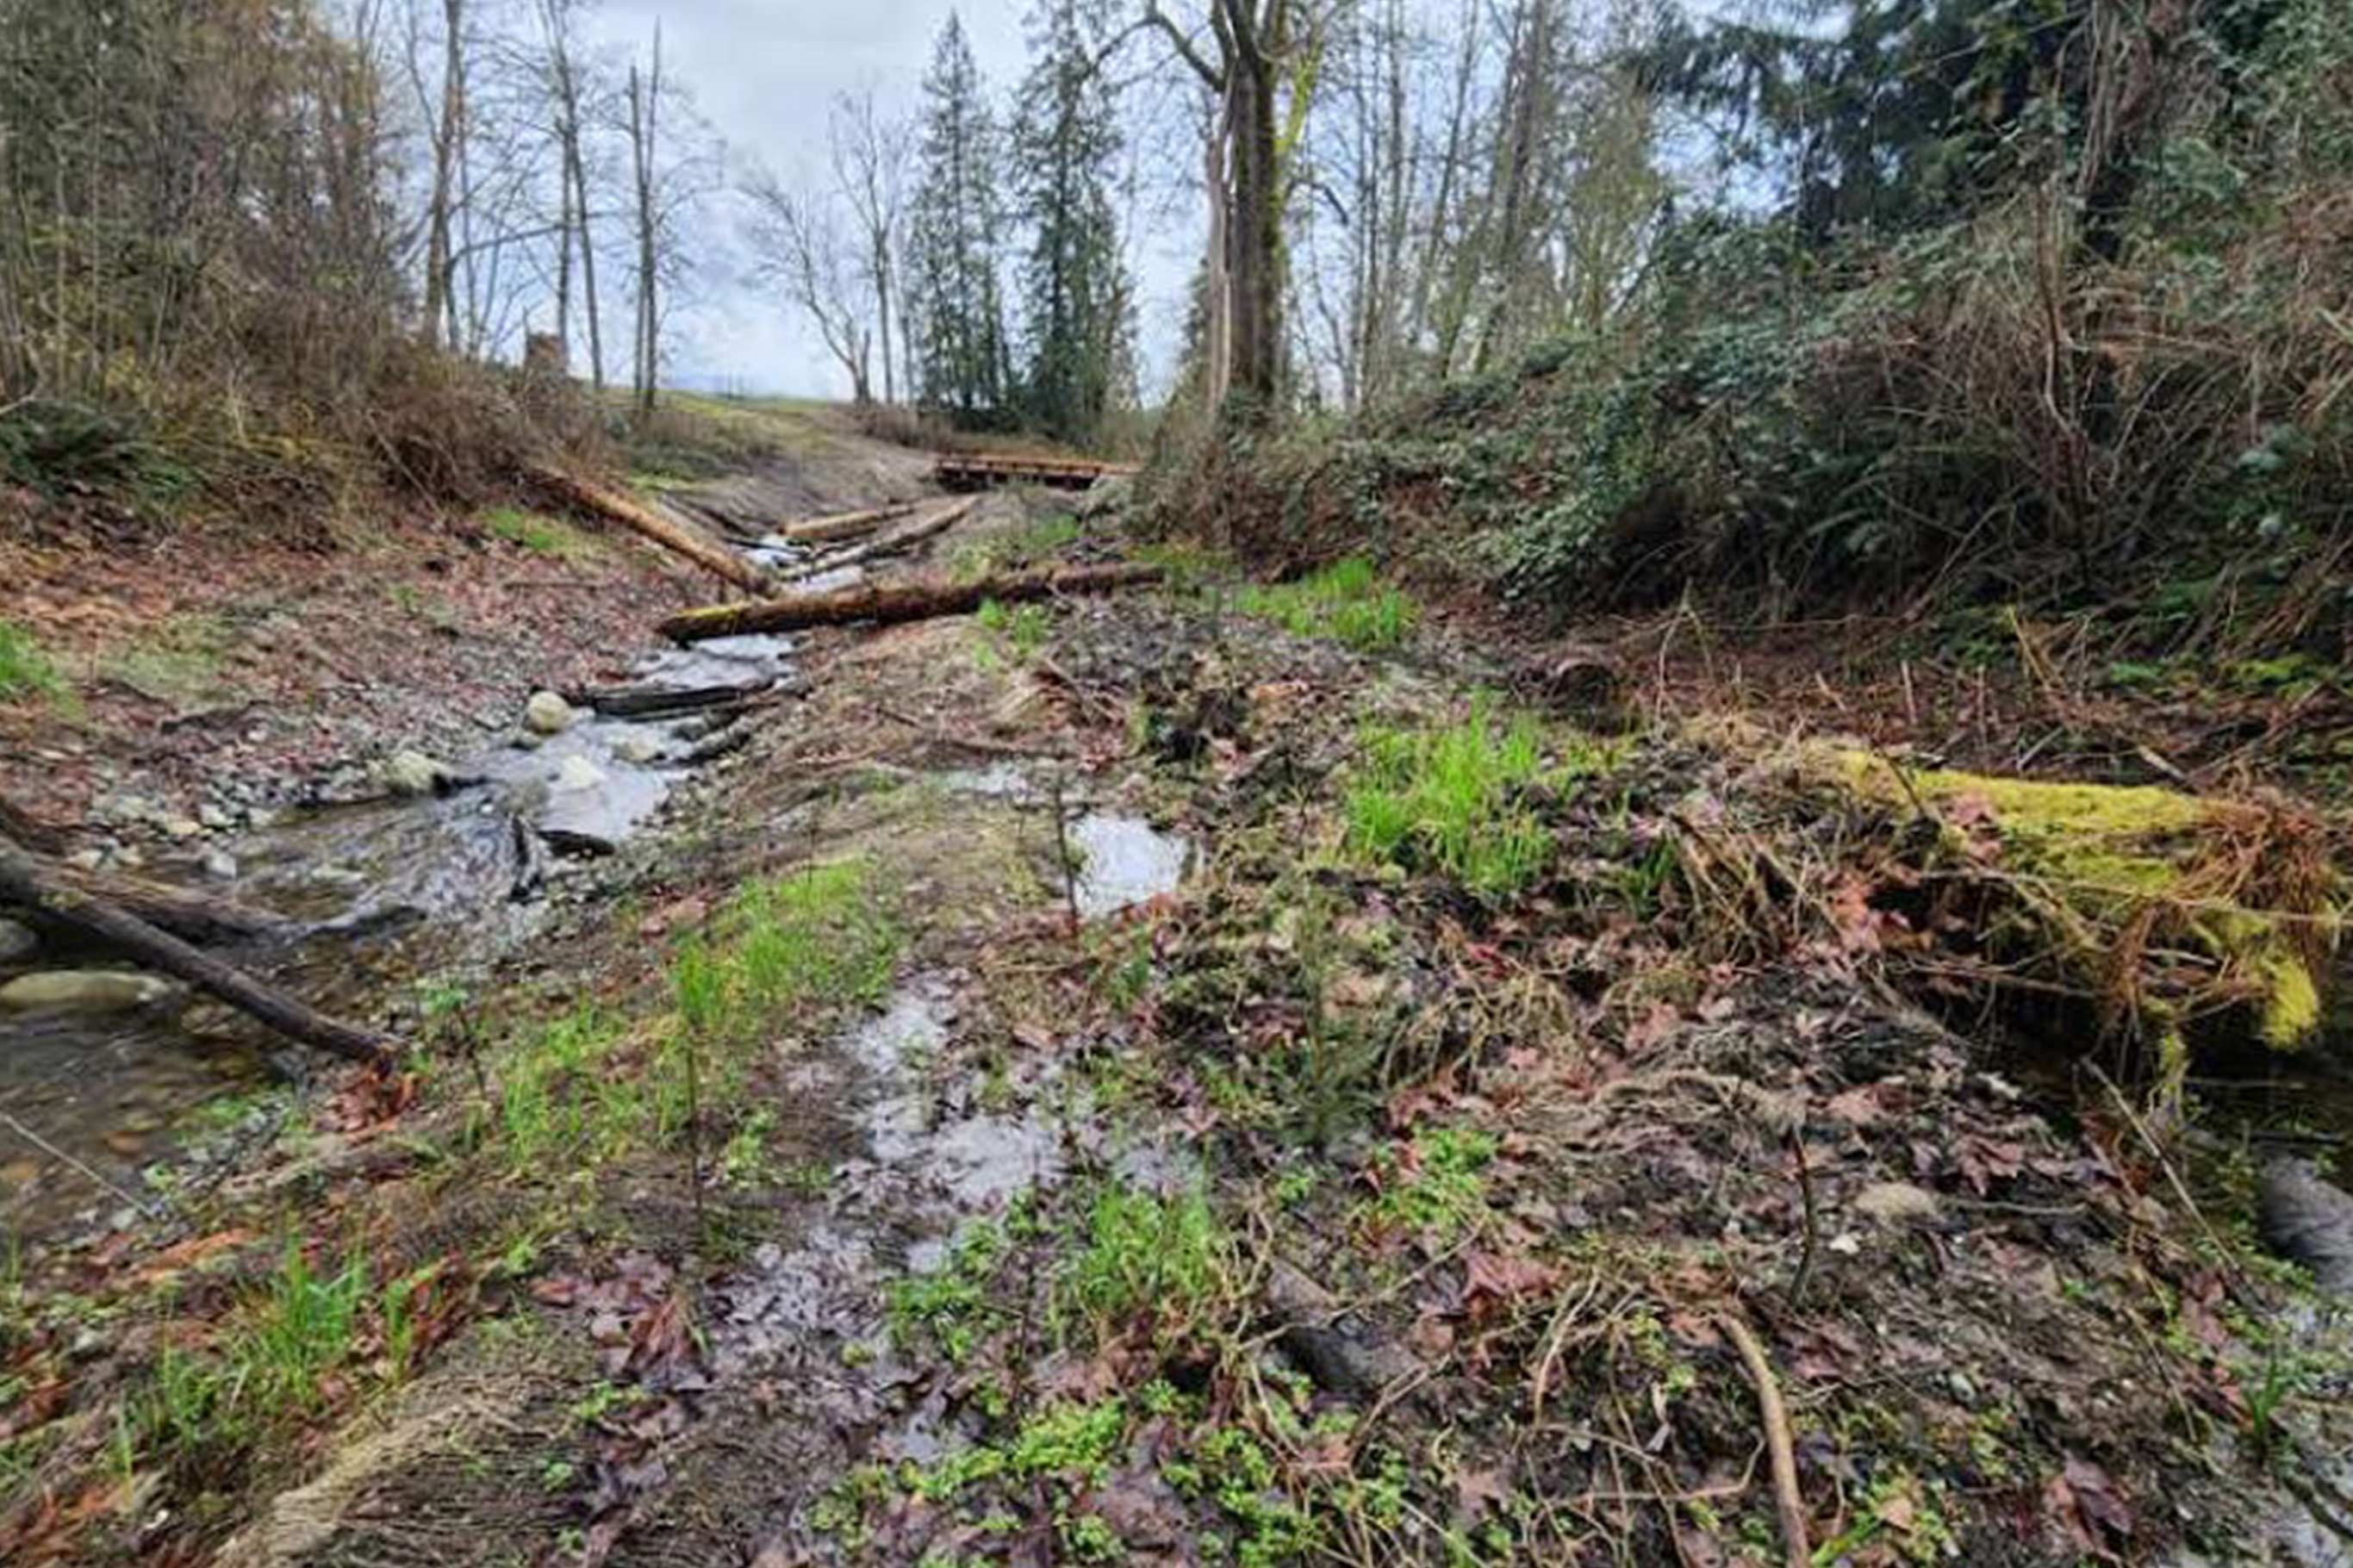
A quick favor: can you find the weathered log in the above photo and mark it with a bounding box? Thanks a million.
[782,501,918,544]
[659,562,1165,644]
[39,862,291,945]
[775,498,977,583]
[526,464,771,594]
[0,843,399,1067]
[563,676,774,719]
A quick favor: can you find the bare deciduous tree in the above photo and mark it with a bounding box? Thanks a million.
[742,168,875,402]
[830,90,910,407]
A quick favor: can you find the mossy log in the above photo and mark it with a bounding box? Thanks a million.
[1829,750,2337,1054]
[659,562,1164,644]
[34,862,292,945]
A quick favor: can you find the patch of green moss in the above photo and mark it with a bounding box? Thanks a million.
[2256,946,2321,1048]
[1840,754,2211,888]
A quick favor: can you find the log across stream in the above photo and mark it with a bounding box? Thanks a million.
[0,628,802,1229]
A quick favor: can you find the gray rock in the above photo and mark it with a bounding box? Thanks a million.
[381,749,455,797]
[2258,1155,2353,1293]
[162,815,204,841]
[1264,1258,1423,1398]
[201,849,239,881]
[91,792,159,829]
[197,802,234,831]
[0,918,38,966]
[524,690,576,735]
[0,970,179,1014]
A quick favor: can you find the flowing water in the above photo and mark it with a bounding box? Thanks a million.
[0,631,798,1235]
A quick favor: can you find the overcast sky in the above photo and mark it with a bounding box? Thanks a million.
[578,1,1199,400]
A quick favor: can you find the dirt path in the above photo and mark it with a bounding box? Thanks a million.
[3,442,2350,1566]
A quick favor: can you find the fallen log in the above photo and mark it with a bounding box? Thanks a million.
[39,862,291,945]
[775,497,977,583]
[659,561,1165,644]
[0,842,400,1067]
[508,813,551,903]
[526,464,771,594]
[563,675,774,719]
[782,501,918,544]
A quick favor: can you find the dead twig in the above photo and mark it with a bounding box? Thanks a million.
[2088,1061,2240,1278]
[1788,1132,1820,1306]
[1719,1307,1811,1568]
[1,1110,161,1216]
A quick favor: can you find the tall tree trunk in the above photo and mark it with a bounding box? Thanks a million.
[627,29,661,418]
[1202,104,1233,414]
[1223,10,1282,411]
[421,0,465,350]
[571,134,602,391]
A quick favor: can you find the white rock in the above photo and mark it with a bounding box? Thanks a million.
[201,849,239,881]
[553,755,607,792]
[381,750,452,797]
[524,691,576,735]
[613,735,663,765]
[0,970,178,1014]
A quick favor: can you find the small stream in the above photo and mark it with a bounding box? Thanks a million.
[703,811,1193,1544]
[0,630,800,1234]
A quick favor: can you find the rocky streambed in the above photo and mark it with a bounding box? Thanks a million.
[0,609,800,1234]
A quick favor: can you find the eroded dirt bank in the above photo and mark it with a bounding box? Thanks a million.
[3,414,2350,1566]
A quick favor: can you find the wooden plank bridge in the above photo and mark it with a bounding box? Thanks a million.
[931,452,1140,492]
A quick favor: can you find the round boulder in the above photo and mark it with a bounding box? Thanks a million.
[525,691,577,736]
[0,970,179,1014]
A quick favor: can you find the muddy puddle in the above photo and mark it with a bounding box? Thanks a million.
[706,968,1194,1543]
[0,631,798,1233]
[931,762,1194,919]
[1066,811,1192,920]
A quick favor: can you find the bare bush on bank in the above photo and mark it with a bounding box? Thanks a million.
[0,0,714,527]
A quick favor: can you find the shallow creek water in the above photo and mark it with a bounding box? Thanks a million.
[0,631,799,1234]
